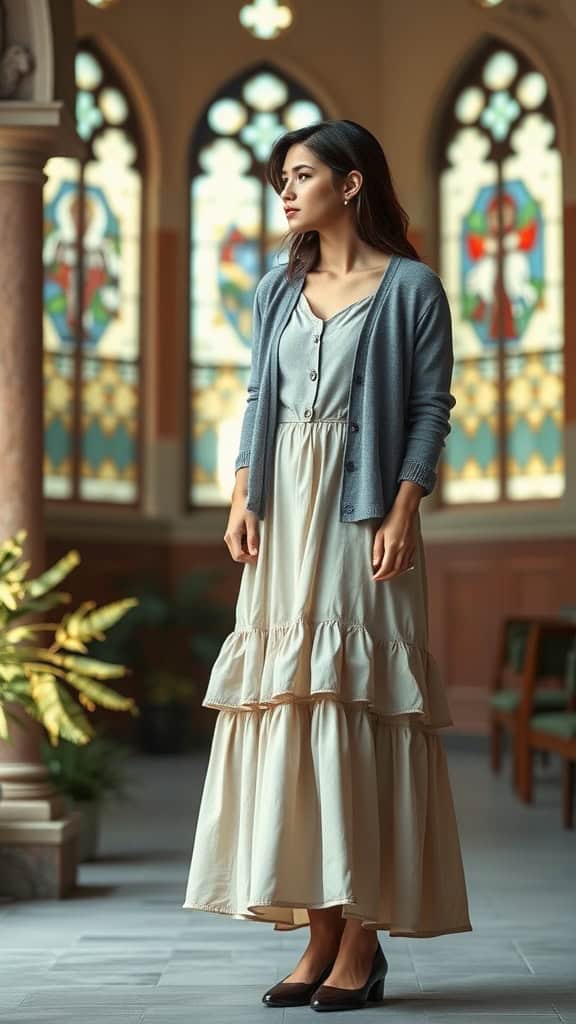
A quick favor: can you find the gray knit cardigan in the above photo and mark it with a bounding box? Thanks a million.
[234,253,456,523]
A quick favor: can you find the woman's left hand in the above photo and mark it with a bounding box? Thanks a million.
[371,505,418,582]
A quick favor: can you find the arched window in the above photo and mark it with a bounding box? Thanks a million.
[43,40,144,504]
[188,63,325,506]
[437,39,564,504]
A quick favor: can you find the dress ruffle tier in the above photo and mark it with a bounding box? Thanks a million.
[183,697,470,935]
[201,616,453,727]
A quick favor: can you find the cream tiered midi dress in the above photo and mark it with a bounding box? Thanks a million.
[183,286,472,937]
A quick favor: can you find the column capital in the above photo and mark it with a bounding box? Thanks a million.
[0,99,85,182]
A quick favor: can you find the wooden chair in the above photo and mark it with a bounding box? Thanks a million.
[489,616,572,790]
[517,627,576,828]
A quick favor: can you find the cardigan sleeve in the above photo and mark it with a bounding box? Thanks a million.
[234,279,265,472]
[397,286,457,496]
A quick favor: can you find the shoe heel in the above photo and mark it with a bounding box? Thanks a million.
[369,977,385,1002]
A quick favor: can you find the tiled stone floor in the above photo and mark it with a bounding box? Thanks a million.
[0,734,575,1022]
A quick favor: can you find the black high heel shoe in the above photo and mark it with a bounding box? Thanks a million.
[309,941,388,1012]
[262,958,336,1008]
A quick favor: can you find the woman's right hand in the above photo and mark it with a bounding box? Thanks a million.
[224,469,260,563]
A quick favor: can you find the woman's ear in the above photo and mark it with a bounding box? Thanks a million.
[344,169,363,201]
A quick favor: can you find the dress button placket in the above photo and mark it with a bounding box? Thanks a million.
[306,314,322,419]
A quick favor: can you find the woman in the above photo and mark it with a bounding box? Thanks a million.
[183,119,472,1012]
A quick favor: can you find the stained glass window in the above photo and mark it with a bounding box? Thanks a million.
[239,0,294,40]
[188,63,324,505]
[43,41,143,503]
[438,40,564,504]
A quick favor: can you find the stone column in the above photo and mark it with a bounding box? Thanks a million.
[0,137,80,899]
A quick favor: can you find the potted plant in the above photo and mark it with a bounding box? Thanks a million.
[89,570,234,753]
[138,670,199,754]
[0,529,139,747]
[40,731,133,861]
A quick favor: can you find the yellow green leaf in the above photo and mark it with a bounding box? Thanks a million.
[79,693,96,712]
[18,593,71,616]
[0,532,25,571]
[49,653,127,680]
[61,598,137,646]
[79,598,138,637]
[0,582,18,611]
[62,601,95,638]
[4,626,36,644]
[57,687,95,744]
[26,550,81,599]
[53,631,88,654]
[65,672,137,712]
[0,664,27,683]
[5,561,30,584]
[29,672,93,745]
[28,673,61,743]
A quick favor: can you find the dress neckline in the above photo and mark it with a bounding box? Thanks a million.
[299,255,397,325]
[299,288,376,325]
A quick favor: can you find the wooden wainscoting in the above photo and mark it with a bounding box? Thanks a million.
[425,537,576,733]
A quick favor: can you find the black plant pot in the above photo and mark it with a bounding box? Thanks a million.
[137,703,190,754]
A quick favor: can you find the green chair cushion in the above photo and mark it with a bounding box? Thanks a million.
[530,712,576,740]
[490,688,569,712]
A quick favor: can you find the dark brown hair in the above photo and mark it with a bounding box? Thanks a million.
[266,119,421,281]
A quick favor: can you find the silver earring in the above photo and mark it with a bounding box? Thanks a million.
[344,198,349,206]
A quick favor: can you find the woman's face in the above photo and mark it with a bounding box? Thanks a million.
[278,143,350,232]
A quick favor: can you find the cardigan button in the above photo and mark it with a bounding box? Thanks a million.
[309,369,318,381]
[304,408,312,419]
[345,460,356,472]
[351,421,359,432]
